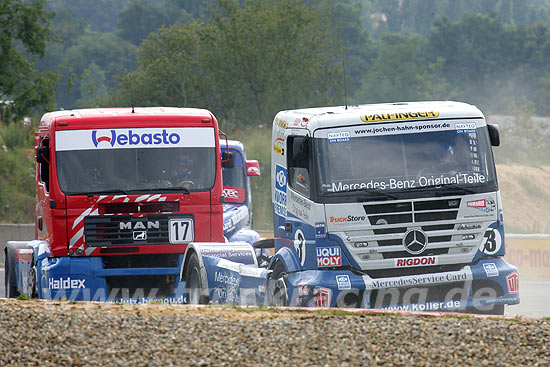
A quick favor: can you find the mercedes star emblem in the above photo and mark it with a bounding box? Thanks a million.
[403,229,428,255]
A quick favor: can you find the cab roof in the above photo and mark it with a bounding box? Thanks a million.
[275,101,485,131]
[40,107,215,130]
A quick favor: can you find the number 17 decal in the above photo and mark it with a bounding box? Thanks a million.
[168,218,194,244]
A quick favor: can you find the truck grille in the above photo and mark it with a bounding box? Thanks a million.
[364,199,460,225]
[344,197,490,272]
[363,199,460,259]
[84,214,172,247]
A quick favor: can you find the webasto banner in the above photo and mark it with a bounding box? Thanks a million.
[55,127,215,150]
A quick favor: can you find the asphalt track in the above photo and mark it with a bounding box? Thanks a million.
[1,268,547,318]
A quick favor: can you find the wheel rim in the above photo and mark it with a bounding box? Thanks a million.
[188,268,201,304]
[27,267,37,298]
[271,277,288,307]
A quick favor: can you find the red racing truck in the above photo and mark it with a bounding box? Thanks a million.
[4,107,235,303]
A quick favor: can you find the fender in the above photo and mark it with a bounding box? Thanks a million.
[180,242,258,282]
[6,241,32,297]
[227,228,261,245]
[269,246,302,273]
[33,239,52,260]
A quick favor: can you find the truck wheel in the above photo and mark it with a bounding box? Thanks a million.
[185,252,209,304]
[268,261,288,307]
[4,244,23,298]
[27,265,38,298]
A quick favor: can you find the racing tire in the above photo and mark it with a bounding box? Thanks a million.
[185,252,209,305]
[4,249,17,298]
[27,265,38,299]
[4,244,25,298]
[267,261,289,307]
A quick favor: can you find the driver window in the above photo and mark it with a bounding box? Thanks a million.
[287,136,310,198]
[37,139,50,192]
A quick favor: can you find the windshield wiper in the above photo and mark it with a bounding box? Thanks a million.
[326,188,397,201]
[406,184,476,195]
[83,186,192,196]
[85,188,130,196]
[438,184,476,194]
[156,186,191,194]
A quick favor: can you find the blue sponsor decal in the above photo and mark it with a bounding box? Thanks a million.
[327,132,351,143]
[455,123,476,134]
[483,263,499,277]
[274,165,287,217]
[275,165,287,192]
[336,275,351,290]
[315,222,326,238]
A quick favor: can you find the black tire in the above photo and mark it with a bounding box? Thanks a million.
[267,261,289,307]
[185,252,209,304]
[28,265,38,298]
[4,249,17,298]
[5,244,24,298]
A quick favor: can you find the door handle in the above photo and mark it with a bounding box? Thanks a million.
[285,222,292,233]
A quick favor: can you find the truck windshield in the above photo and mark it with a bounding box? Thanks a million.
[316,125,497,200]
[222,149,246,203]
[57,147,216,194]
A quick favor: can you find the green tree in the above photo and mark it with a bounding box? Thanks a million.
[60,32,137,108]
[164,0,216,20]
[116,0,170,45]
[112,0,342,125]
[113,21,208,108]
[314,0,373,100]
[0,0,58,121]
[361,0,550,38]
[425,13,550,115]
[427,14,507,88]
[206,0,340,122]
[79,62,108,103]
[355,33,448,103]
[494,100,550,164]
[47,0,129,32]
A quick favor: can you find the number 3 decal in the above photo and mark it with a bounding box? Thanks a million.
[481,228,502,255]
[294,229,306,266]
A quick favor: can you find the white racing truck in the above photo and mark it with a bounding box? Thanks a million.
[180,101,519,314]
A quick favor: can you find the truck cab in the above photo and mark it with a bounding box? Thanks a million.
[6,107,228,302]
[222,139,261,243]
[269,101,519,313]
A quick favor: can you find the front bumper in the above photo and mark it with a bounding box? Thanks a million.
[37,255,187,303]
[285,257,519,312]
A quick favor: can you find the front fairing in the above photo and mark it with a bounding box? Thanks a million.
[65,192,214,257]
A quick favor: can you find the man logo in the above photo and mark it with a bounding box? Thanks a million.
[92,130,116,147]
[133,231,147,241]
[403,229,428,255]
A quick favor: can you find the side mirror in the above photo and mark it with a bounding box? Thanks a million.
[221,151,235,168]
[246,160,261,176]
[252,238,275,249]
[36,146,50,164]
[488,124,500,147]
